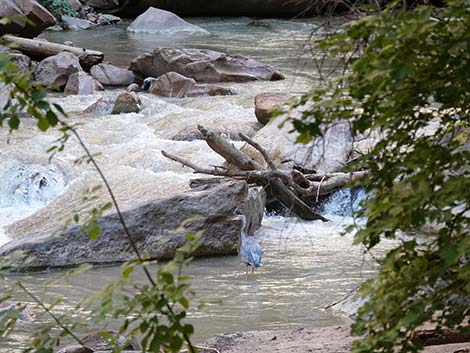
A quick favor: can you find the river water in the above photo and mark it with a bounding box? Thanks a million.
[0,18,386,352]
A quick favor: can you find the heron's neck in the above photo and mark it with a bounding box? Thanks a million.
[240,214,247,236]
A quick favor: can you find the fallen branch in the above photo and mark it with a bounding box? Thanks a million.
[162,127,367,221]
[2,35,104,69]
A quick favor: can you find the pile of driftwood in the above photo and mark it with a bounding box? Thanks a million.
[162,125,367,221]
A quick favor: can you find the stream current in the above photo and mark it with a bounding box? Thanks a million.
[0,17,388,351]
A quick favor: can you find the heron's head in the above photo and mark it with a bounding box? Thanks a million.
[142,77,156,91]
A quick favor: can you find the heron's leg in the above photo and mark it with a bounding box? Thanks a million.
[246,264,249,275]
[251,267,254,274]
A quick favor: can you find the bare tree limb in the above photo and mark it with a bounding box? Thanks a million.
[239,132,278,171]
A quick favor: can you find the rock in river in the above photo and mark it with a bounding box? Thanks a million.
[148,72,237,98]
[254,92,292,125]
[127,7,209,35]
[0,181,266,270]
[0,0,56,38]
[90,63,135,86]
[64,71,104,95]
[34,51,83,90]
[241,114,353,173]
[129,47,284,83]
[84,91,141,114]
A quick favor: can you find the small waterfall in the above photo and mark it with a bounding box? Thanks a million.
[0,160,67,246]
[320,187,367,218]
[0,160,66,208]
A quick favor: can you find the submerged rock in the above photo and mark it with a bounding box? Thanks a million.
[64,71,104,95]
[34,52,83,90]
[127,7,209,35]
[84,91,141,115]
[61,15,94,30]
[0,0,56,38]
[0,181,265,270]
[241,114,353,173]
[254,92,292,125]
[129,47,284,83]
[90,63,135,86]
[148,72,237,98]
[111,91,141,114]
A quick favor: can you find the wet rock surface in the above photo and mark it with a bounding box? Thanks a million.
[65,71,104,95]
[0,181,265,270]
[127,7,209,35]
[129,47,284,83]
[90,64,135,86]
[34,51,83,89]
[84,91,141,114]
[148,72,237,98]
[241,115,353,173]
[254,92,292,125]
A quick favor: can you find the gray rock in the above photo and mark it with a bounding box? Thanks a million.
[148,72,236,98]
[64,71,104,95]
[34,51,83,89]
[0,0,56,38]
[0,83,10,110]
[61,15,94,30]
[127,7,209,35]
[111,91,141,114]
[46,24,64,31]
[0,181,265,270]
[254,92,292,125]
[126,83,140,92]
[129,48,284,83]
[241,115,353,173]
[0,45,31,73]
[84,91,141,115]
[90,63,135,86]
[96,14,121,26]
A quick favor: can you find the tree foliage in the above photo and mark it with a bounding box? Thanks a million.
[292,0,470,351]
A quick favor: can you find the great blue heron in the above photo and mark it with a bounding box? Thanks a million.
[238,214,262,273]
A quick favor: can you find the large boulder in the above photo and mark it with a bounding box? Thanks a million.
[0,181,265,270]
[34,51,83,89]
[129,48,284,83]
[127,7,209,35]
[148,72,236,98]
[0,0,56,38]
[241,115,353,173]
[254,92,292,125]
[64,71,104,95]
[90,63,135,86]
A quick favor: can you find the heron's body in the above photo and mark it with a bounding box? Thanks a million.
[239,215,262,271]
